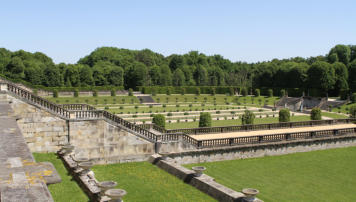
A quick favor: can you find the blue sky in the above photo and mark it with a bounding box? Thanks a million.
[0,0,355,63]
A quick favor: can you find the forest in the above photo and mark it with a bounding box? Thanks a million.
[0,44,355,97]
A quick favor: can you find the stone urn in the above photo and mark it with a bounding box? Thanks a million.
[192,166,206,177]
[78,162,93,175]
[62,145,75,155]
[98,181,118,196]
[105,189,127,202]
[242,188,259,202]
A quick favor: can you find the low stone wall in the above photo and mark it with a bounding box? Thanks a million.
[167,134,356,164]
[149,154,262,202]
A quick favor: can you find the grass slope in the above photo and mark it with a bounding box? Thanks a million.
[166,115,311,129]
[92,162,215,202]
[33,153,89,202]
[186,147,356,202]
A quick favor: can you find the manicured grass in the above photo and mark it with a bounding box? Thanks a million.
[47,96,139,105]
[332,103,356,114]
[166,115,311,129]
[33,153,89,202]
[92,162,215,202]
[321,112,349,119]
[186,147,356,202]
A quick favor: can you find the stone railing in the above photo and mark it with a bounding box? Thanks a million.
[60,104,96,111]
[165,119,355,135]
[194,127,356,148]
[5,82,71,119]
[1,81,160,143]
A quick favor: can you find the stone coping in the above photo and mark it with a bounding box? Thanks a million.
[149,154,263,202]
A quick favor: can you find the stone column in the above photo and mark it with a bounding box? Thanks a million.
[0,83,8,92]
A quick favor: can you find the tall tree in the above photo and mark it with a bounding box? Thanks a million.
[328,44,351,65]
[194,65,208,86]
[6,56,25,79]
[348,60,356,93]
[307,61,335,96]
[172,68,185,86]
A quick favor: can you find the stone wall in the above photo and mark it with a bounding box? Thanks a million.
[168,135,356,164]
[6,94,156,164]
[8,94,68,152]
[69,120,155,164]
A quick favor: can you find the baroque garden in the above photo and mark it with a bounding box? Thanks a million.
[0,45,356,202]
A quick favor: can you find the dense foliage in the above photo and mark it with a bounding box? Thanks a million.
[1,44,356,97]
[152,114,166,128]
[311,108,322,120]
[279,108,291,122]
[350,106,356,118]
[199,112,212,127]
[241,110,255,125]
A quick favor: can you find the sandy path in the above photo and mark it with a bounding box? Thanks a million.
[191,124,356,140]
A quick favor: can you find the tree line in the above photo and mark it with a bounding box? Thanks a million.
[0,45,355,97]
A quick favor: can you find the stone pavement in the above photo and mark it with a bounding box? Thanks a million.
[0,94,61,202]
[192,123,356,140]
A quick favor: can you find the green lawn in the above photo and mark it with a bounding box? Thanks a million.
[321,112,349,119]
[166,115,311,129]
[186,147,356,202]
[33,153,89,202]
[332,103,356,114]
[92,162,215,202]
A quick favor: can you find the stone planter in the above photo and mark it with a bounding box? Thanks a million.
[98,181,117,196]
[78,162,93,175]
[242,188,259,201]
[192,166,206,177]
[105,189,127,202]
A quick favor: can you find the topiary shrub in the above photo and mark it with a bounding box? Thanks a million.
[311,107,322,120]
[280,89,286,97]
[166,88,171,95]
[268,89,273,97]
[229,87,234,96]
[349,106,356,118]
[53,90,58,98]
[74,89,79,97]
[351,93,356,103]
[128,88,133,96]
[93,90,98,97]
[211,87,216,96]
[196,87,201,96]
[111,89,116,96]
[152,114,166,128]
[199,112,212,127]
[279,108,290,122]
[241,110,255,125]
[241,88,248,97]
[181,88,186,95]
[254,89,260,97]
[33,89,38,95]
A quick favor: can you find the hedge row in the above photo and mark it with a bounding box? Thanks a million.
[138,86,241,95]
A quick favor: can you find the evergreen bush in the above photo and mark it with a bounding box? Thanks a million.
[152,114,166,128]
[199,112,212,127]
[53,90,58,98]
[279,108,290,122]
[311,107,322,120]
[241,110,255,125]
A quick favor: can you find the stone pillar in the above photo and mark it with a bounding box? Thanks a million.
[0,83,8,92]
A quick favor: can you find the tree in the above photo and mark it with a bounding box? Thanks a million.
[44,66,62,87]
[172,68,185,86]
[268,89,273,97]
[348,60,356,93]
[350,106,356,118]
[6,57,25,79]
[128,88,133,96]
[111,89,116,96]
[53,90,58,98]
[333,62,349,95]
[311,108,322,120]
[199,112,212,127]
[124,62,148,88]
[79,65,94,86]
[108,66,124,86]
[279,108,290,122]
[254,89,260,97]
[241,110,255,125]
[241,88,248,96]
[152,114,166,128]
[351,93,356,103]
[159,65,172,86]
[194,65,208,86]
[328,45,351,65]
[73,89,79,97]
[280,89,286,97]
[307,61,335,97]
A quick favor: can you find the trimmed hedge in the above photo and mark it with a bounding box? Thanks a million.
[137,86,241,95]
[199,112,212,127]
[350,106,356,118]
[279,108,290,122]
[311,107,322,120]
[241,110,255,125]
[152,114,166,128]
